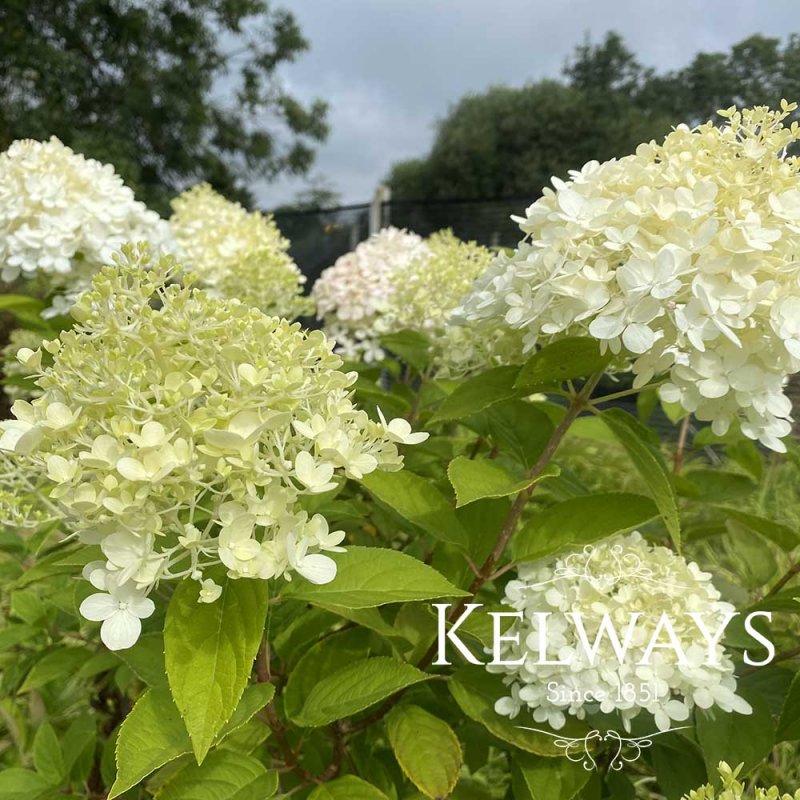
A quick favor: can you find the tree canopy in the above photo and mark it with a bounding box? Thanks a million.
[388,32,800,200]
[0,0,329,213]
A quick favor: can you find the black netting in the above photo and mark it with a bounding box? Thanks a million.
[272,196,538,286]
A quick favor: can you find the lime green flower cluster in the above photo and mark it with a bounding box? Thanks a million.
[684,762,800,800]
[2,328,44,402]
[0,245,425,649]
[170,183,312,319]
[381,230,525,376]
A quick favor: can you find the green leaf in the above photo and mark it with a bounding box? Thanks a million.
[716,508,800,551]
[164,577,269,763]
[110,683,274,798]
[0,295,45,314]
[387,704,462,799]
[695,691,774,779]
[650,736,707,800]
[511,752,591,800]
[449,668,589,756]
[777,671,800,741]
[0,769,51,800]
[360,470,467,548]
[602,408,681,549]
[514,337,610,390]
[110,686,190,798]
[448,456,557,507]
[293,657,430,727]
[380,330,432,372]
[308,776,391,800]
[512,492,658,563]
[486,400,554,469]
[0,625,38,653]
[20,646,91,692]
[282,546,468,608]
[284,628,376,722]
[114,631,166,687]
[430,365,522,423]
[157,750,275,800]
[32,722,66,786]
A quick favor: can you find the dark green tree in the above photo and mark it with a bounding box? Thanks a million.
[0,0,329,213]
[388,32,800,200]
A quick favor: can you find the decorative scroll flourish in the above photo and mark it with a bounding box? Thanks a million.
[516,726,692,770]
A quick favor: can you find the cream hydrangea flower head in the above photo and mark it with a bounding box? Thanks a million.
[0,244,426,649]
[684,762,800,800]
[170,183,311,318]
[458,103,800,451]
[379,229,525,376]
[490,533,750,733]
[0,136,171,294]
[312,226,430,361]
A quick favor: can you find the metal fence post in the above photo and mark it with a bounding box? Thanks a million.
[369,184,390,235]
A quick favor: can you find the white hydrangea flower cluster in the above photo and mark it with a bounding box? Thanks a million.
[458,104,800,451]
[0,245,426,650]
[0,136,171,299]
[2,329,44,402]
[490,533,750,733]
[380,230,525,376]
[313,226,430,361]
[684,762,800,800]
[170,183,311,319]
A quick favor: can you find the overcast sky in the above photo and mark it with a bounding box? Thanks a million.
[257,0,800,209]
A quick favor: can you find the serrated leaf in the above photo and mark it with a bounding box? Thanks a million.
[282,546,468,608]
[293,657,430,727]
[448,456,558,507]
[156,749,274,800]
[20,646,91,692]
[511,751,591,800]
[602,408,680,550]
[514,337,610,389]
[387,704,462,799]
[486,400,554,469]
[164,578,268,763]
[360,470,467,548]
[449,668,590,756]
[716,508,799,551]
[110,683,274,798]
[308,776,391,800]
[512,492,658,563]
[114,631,166,686]
[430,365,522,423]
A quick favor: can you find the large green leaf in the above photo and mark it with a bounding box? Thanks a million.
[511,752,591,800]
[0,769,51,800]
[308,776,391,800]
[0,295,45,314]
[514,337,611,390]
[114,631,166,687]
[157,749,276,800]
[283,628,376,722]
[360,470,467,548]
[777,672,800,741]
[695,691,774,779]
[164,577,269,763]
[20,646,92,692]
[448,456,557,507]
[486,400,554,469]
[449,668,589,756]
[602,408,681,549]
[110,683,275,798]
[32,722,66,786]
[387,704,462,799]
[716,508,800,551]
[380,330,432,372]
[429,365,522,423]
[293,657,430,727]
[512,492,658,563]
[282,547,468,608]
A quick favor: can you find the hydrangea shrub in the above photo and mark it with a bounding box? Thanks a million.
[1,106,800,800]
